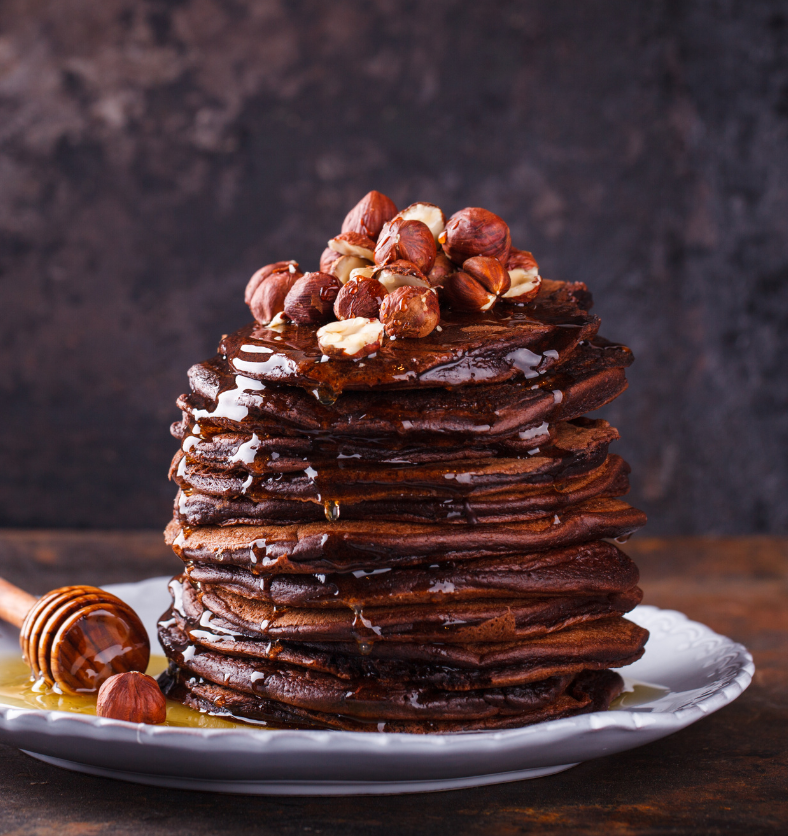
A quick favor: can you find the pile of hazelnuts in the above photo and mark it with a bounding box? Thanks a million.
[244,191,541,359]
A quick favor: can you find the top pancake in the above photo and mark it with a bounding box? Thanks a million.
[222,280,598,392]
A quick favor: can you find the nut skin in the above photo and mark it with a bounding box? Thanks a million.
[426,252,454,289]
[462,255,511,296]
[443,270,497,312]
[374,218,437,274]
[328,231,376,261]
[244,261,300,306]
[334,276,388,320]
[317,317,384,359]
[438,207,511,265]
[379,285,440,338]
[341,190,398,239]
[249,271,300,324]
[284,272,342,324]
[96,672,167,724]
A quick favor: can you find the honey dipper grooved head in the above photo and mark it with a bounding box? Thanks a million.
[20,585,150,695]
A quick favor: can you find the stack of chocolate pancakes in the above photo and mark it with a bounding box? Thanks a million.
[158,278,648,732]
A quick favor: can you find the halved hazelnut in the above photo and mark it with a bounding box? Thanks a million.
[443,270,497,312]
[334,276,388,320]
[341,191,398,239]
[462,255,511,296]
[284,272,341,324]
[249,271,300,324]
[372,260,430,293]
[438,207,511,264]
[325,251,372,284]
[317,317,384,359]
[503,248,542,302]
[96,672,167,724]
[380,286,440,338]
[374,217,437,274]
[348,265,376,282]
[426,252,454,289]
[328,231,376,261]
[244,260,301,306]
[396,202,446,243]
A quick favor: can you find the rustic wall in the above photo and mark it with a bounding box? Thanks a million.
[1,0,786,533]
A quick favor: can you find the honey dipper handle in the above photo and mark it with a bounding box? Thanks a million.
[0,577,37,628]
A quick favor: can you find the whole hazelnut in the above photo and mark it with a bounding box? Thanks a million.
[328,231,376,261]
[317,317,384,359]
[443,270,497,312]
[438,207,511,265]
[96,671,167,724]
[244,260,300,306]
[462,255,511,296]
[503,248,542,303]
[284,272,342,324]
[334,276,388,320]
[249,271,300,324]
[379,286,440,338]
[372,260,430,293]
[426,252,454,289]
[374,218,437,274]
[341,190,398,239]
[395,202,446,243]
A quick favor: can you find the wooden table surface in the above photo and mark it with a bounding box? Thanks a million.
[0,531,785,835]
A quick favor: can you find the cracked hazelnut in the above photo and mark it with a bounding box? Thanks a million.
[503,248,541,302]
[244,260,301,306]
[96,671,166,724]
[396,202,446,243]
[348,265,376,282]
[328,231,376,261]
[426,252,454,289]
[317,317,384,359]
[379,285,440,338]
[249,271,300,324]
[334,276,388,320]
[321,246,371,284]
[443,270,497,312]
[284,272,341,324]
[374,218,437,274]
[438,207,511,264]
[462,255,511,296]
[372,260,430,293]
[341,190,398,239]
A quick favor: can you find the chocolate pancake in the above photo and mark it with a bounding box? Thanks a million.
[159,665,625,732]
[177,337,632,439]
[222,280,598,392]
[166,497,647,573]
[157,248,647,733]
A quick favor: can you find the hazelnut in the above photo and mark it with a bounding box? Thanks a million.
[334,276,388,320]
[374,218,437,274]
[379,286,440,338]
[341,190,398,239]
[462,255,511,296]
[328,231,376,261]
[284,272,342,324]
[249,271,299,324]
[503,248,542,303]
[244,260,300,306]
[372,260,430,293]
[438,207,511,264]
[426,252,454,289]
[322,248,371,284]
[317,317,384,359]
[348,265,376,282]
[96,671,167,724]
[396,202,446,243]
[443,270,497,312]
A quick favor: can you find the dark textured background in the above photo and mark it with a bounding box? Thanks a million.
[1,0,786,534]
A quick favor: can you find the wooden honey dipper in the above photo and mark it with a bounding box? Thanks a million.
[0,577,150,695]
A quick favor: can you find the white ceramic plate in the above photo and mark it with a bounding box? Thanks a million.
[0,576,753,795]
